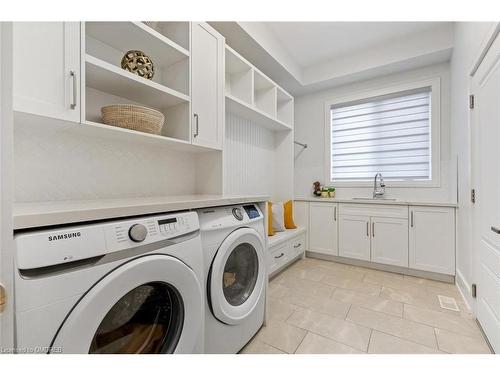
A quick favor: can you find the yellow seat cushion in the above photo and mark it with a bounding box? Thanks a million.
[284,200,297,229]
[267,202,275,236]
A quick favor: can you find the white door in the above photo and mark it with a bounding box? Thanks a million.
[210,228,266,325]
[309,203,338,255]
[471,29,500,353]
[191,22,224,150]
[339,214,370,261]
[51,254,203,354]
[409,206,455,275]
[13,22,80,122]
[371,217,409,267]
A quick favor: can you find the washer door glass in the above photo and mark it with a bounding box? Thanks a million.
[89,282,184,354]
[210,228,266,325]
[222,243,259,306]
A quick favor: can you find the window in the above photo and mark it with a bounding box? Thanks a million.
[325,79,440,186]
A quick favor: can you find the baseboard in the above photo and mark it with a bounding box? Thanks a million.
[306,251,455,283]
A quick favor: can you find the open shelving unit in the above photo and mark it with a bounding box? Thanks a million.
[222,43,295,205]
[83,21,193,144]
[224,46,293,132]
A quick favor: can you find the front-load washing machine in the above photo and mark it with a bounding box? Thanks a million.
[198,204,266,354]
[14,211,204,354]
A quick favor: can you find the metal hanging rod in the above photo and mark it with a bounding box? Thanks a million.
[294,141,308,149]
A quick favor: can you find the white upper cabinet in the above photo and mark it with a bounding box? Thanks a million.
[309,203,338,256]
[339,214,371,261]
[409,206,455,275]
[191,22,224,150]
[371,216,409,267]
[13,22,80,122]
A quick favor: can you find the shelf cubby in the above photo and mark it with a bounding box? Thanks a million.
[85,55,189,109]
[254,70,277,118]
[85,22,190,95]
[225,46,253,105]
[277,88,294,125]
[141,22,190,51]
[223,45,293,132]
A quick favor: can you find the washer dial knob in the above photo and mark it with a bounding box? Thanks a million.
[128,224,148,242]
[232,207,244,221]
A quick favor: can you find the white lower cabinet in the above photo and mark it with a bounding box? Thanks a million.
[299,200,456,277]
[309,202,338,256]
[409,206,455,275]
[338,215,370,261]
[267,229,306,277]
[371,217,409,267]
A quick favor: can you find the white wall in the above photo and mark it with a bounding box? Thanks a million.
[294,62,455,202]
[13,120,206,202]
[450,22,496,308]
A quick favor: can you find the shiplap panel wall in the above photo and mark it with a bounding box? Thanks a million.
[224,113,275,196]
[14,123,198,202]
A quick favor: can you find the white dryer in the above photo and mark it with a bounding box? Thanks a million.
[198,204,266,354]
[14,211,204,354]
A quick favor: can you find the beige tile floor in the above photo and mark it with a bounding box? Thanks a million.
[241,258,493,354]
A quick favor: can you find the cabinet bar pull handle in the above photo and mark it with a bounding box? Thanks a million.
[366,222,369,237]
[294,243,301,248]
[193,113,199,137]
[491,226,500,234]
[275,253,285,259]
[372,222,375,237]
[70,70,77,110]
[410,211,414,227]
[334,206,337,221]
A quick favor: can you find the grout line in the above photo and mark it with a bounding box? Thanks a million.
[344,303,353,321]
[433,327,440,351]
[366,329,374,354]
[296,329,365,354]
[292,330,308,354]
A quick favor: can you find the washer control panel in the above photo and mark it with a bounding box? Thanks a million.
[198,204,263,231]
[15,211,199,270]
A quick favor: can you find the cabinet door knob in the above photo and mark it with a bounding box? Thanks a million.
[491,226,500,234]
[293,243,301,248]
[366,222,369,237]
[372,222,375,237]
[410,211,414,227]
[274,253,285,259]
[334,206,337,221]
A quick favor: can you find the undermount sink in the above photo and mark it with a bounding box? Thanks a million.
[352,197,397,201]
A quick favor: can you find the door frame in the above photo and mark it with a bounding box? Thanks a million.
[0,22,14,351]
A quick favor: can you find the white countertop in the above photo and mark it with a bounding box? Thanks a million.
[13,195,270,230]
[295,197,458,208]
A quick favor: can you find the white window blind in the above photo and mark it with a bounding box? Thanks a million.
[330,88,432,182]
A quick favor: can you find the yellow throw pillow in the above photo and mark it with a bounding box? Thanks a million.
[267,202,275,236]
[284,200,297,229]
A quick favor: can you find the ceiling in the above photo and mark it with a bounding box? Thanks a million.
[264,22,450,68]
[210,21,454,95]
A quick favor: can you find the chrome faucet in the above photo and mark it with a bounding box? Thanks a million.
[373,173,386,198]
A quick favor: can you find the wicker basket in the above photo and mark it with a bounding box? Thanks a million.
[101,105,164,135]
